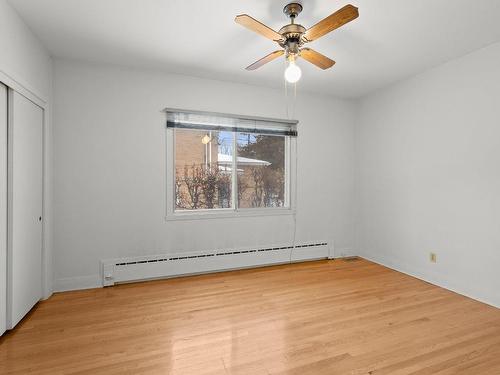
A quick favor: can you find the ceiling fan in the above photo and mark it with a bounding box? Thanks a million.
[235,2,359,83]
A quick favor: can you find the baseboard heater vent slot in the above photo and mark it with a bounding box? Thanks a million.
[102,242,330,286]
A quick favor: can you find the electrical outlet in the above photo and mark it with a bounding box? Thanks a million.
[430,252,437,263]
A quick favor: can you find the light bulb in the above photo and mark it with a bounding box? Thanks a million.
[284,60,302,83]
[201,134,211,144]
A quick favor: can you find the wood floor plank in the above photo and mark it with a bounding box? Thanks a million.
[0,259,499,374]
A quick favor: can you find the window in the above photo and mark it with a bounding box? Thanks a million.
[166,109,297,218]
[237,133,286,208]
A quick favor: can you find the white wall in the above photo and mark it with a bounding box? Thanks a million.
[52,59,356,290]
[0,0,53,299]
[0,0,52,100]
[356,42,500,308]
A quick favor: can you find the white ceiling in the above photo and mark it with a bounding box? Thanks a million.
[9,0,500,98]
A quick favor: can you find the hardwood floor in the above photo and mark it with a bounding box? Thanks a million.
[1,258,499,374]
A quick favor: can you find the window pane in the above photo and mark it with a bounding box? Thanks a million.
[175,129,232,210]
[236,133,286,208]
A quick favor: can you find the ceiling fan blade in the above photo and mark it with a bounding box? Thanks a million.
[303,4,359,42]
[246,50,284,70]
[235,14,283,42]
[300,48,335,70]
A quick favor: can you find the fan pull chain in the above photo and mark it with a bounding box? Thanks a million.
[284,57,290,120]
[284,80,298,120]
[293,81,297,119]
[285,76,289,120]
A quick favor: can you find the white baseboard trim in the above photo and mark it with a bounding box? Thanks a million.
[360,252,500,309]
[53,275,101,292]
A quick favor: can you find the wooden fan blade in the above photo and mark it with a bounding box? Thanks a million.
[303,4,359,42]
[246,50,284,70]
[235,14,283,42]
[300,48,335,70]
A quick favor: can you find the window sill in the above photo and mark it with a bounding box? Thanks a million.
[165,208,295,221]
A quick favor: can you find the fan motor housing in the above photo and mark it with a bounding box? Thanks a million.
[278,24,306,49]
[278,24,306,38]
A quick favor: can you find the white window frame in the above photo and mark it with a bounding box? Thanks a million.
[165,108,297,221]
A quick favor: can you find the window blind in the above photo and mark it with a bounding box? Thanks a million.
[165,109,298,137]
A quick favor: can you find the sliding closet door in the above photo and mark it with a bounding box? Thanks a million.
[0,84,7,335]
[7,91,43,329]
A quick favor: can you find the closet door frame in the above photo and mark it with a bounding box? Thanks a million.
[0,83,7,336]
[0,70,50,333]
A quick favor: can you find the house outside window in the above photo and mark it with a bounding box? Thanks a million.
[165,109,297,219]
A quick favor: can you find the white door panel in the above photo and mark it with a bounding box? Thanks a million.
[0,83,7,335]
[7,90,43,329]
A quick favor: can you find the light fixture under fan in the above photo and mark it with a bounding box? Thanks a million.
[235,3,359,83]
